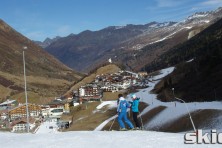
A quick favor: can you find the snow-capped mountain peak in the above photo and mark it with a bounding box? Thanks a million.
[115,26,126,30]
[187,13,209,20]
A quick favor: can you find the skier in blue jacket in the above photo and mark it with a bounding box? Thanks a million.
[117,94,134,130]
[130,94,141,129]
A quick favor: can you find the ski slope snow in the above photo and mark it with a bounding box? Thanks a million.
[0,130,220,148]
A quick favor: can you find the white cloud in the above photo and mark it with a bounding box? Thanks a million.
[201,0,222,6]
[189,0,222,12]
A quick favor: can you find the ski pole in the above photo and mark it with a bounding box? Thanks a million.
[128,109,130,117]
[139,111,144,130]
[109,116,117,131]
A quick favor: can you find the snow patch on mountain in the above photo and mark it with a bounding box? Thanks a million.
[186,59,194,63]
[115,26,125,30]
[149,22,172,28]
[147,26,192,45]
[185,26,192,29]
[188,13,209,20]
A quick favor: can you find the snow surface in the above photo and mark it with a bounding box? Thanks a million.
[185,26,192,29]
[1,130,221,148]
[0,100,16,106]
[115,26,125,30]
[96,101,116,110]
[186,59,194,63]
[36,119,58,134]
[188,14,208,20]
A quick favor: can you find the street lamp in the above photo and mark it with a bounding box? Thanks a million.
[23,46,29,133]
[172,88,196,133]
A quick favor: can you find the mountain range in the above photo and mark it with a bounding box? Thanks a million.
[34,36,61,48]
[1,7,222,103]
[36,7,222,73]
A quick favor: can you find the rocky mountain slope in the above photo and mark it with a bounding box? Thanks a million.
[0,19,83,103]
[150,17,222,102]
[34,36,61,48]
[44,7,222,73]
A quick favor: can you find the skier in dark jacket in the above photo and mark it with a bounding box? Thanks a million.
[129,94,141,129]
[117,94,134,130]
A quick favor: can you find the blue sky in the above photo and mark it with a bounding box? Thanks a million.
[1,0,222,41]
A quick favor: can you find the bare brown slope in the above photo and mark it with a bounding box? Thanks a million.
[0,19,83,102]
[0,19,82,78]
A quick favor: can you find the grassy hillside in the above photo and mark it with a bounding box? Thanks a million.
[0,71,73,104]
[0,19,83,102]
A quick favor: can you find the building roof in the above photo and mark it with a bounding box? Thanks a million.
[8,103,41,112]
[11,117,36,127]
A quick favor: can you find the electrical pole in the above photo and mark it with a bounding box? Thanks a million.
[23,46,29,133]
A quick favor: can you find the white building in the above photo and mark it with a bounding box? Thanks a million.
[11,117,36,132]
[79,87,85,97]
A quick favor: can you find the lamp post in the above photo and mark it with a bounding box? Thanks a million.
[172,88,196,133]
[23,46,29,133]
